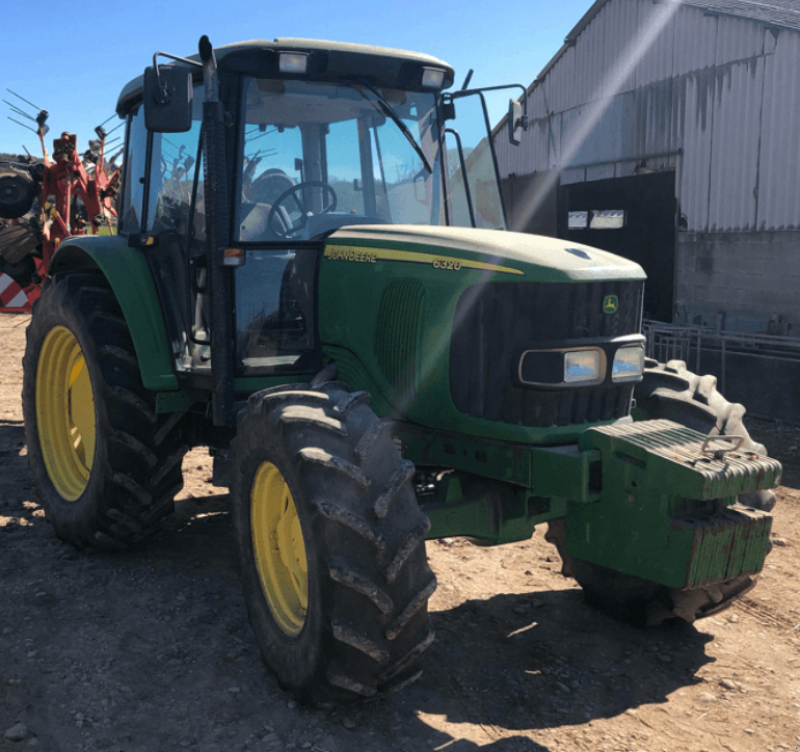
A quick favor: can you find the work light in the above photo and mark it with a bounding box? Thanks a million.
[279,52,309,74]
[421,67,445,89]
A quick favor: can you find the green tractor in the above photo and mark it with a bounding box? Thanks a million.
[22,36,780,706]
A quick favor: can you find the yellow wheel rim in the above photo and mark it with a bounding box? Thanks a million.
[251,462,309,636]
[36,326,96,501]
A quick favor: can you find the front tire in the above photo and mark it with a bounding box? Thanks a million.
[22,271,188,549]
[231,382,436,706]
[547,358,774,625]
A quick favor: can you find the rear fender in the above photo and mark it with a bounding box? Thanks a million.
[49,236,179,391]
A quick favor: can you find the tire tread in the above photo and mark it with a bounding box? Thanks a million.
[22,271,188,549]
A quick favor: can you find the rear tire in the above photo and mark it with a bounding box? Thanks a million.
[547,358,774,625]
[0,167,36,219]
[231,381,436,706]
[22,271,189,549]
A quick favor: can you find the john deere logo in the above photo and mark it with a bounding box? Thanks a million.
[603,295,619,314]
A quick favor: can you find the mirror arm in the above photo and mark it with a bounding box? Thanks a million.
[152,51,203,71]
[451,83,527,105]
[151,51,202,86]
[149,52,202,107]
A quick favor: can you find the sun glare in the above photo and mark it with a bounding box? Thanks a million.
[513,1,681,230]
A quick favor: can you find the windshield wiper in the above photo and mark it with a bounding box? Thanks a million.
[363,85,432,174]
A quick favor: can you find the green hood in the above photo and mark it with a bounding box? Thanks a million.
[326,225,647,283]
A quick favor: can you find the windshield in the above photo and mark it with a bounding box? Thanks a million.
[236,78,444,242]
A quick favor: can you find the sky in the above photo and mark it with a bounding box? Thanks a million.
[0,0,595,158]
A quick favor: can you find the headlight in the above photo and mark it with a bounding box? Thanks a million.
[518,348,604,386]
[612,346,644,382]
[564,350,602,383]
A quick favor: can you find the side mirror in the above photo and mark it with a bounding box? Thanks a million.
[508,98,528,146]
[144,65,193,133]
[441,100,456,122]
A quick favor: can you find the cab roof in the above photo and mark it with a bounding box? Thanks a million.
[116,38,455,116]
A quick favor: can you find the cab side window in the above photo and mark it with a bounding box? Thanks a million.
[145,85,205,237]
[119,106,147,235]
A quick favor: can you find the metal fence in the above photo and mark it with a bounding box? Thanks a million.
[642,320,800,396]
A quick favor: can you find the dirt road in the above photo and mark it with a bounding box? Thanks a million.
[2,311,798,752]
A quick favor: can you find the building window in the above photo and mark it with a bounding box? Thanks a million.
[568,210,588,229]
[589,209,626,230]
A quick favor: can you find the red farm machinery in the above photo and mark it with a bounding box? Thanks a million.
[0,91,120,313]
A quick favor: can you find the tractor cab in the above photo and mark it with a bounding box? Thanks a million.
[115,38,517,404]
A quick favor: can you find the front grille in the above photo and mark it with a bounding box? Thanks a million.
[449,280,644,427]
[375,279,426,400]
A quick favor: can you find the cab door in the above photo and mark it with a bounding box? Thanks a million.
[138,84,208,372]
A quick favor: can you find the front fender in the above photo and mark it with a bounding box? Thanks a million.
[50,236,179,391]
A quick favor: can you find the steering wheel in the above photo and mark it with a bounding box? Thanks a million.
[266,181,338,238]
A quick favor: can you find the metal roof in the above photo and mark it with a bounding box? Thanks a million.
[678,1,800,31]
[495,0,800,133]
[565,0,800,46]
[557,0,800,79]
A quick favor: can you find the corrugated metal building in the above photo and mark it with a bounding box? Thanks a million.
[495,0,800,335]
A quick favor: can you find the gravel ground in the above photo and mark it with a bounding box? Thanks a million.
[2,311,799,752]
